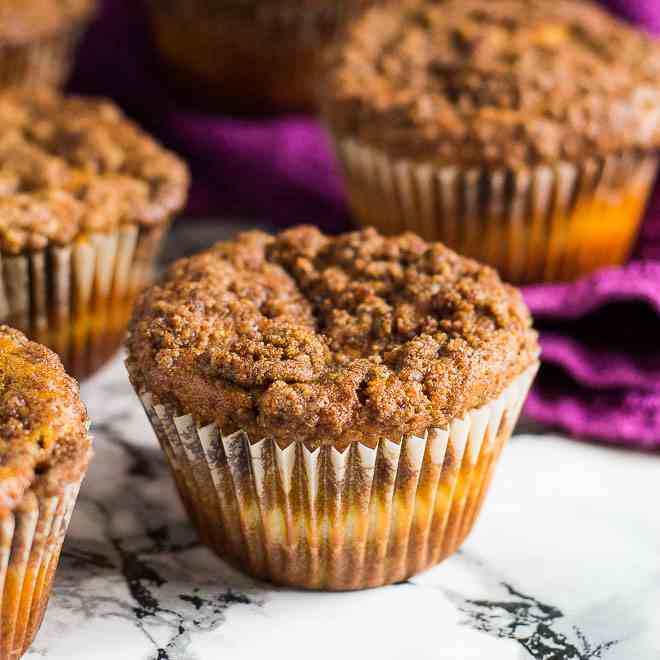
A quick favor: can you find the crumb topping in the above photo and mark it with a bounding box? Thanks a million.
[324,0,660,167]
[128,227,538,448]
[0,88,189,254]
[0,326,91,515]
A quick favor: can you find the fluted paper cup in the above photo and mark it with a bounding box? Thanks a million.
[130,363,537,591]
[0,224,167,381]
[332,136,658,283]
[0,481,82,660]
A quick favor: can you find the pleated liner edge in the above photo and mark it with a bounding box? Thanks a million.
[132,362,537,590]
[0,480,83,660]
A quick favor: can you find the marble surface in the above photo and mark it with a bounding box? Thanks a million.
[25,220,660,660]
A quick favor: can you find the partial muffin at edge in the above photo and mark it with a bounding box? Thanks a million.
[0,0,97,89]
[0,324,91,514]
[0,0,95,44]
[0,87,190,380]
[0,87,189,254]
[0,324,92,659]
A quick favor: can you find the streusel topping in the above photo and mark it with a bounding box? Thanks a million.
[324,0,660,167]
[0,88,189,254]
[0,325,91,514]
[128,227,538,448]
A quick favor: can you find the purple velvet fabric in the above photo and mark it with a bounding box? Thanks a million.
[70,0,660,448]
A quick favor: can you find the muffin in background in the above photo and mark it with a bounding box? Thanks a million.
[0,326,92,660]
[0,0,96,89]
[127,226,539,590]
[143,0,372,113]
[0,88,189,381]
[323,0,660,283]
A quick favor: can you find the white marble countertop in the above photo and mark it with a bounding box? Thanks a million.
[25,354,659,660]
[25,221,660,660]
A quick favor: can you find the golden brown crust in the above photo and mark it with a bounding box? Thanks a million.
[0,0,95,44]
[324,0,660,168]
[0,87,190,255]
[127,226,538,448]
[0,326,91,516]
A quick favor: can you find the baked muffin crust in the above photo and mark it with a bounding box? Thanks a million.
[0,88,189,254]
[0,326,91,515]
[128,227,538,448]
[324,0,660,168]
[0,0,95,44]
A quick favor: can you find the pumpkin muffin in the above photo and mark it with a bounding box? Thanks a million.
[0,87,189,380]
[0,0,96,90]
[0,326,91,660]
[143,0,373,113]
[126,226,538,590]
[323,0,660,283]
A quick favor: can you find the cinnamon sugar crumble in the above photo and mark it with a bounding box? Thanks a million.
[324,0,660,167]
[128,227,538,448]
[0,325,91,514]
[0,87,189,254]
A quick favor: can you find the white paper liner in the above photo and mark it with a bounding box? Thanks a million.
[134,364,537,591]
[0,481,82,660]
[0,224,166,381]
[333,137,659,283]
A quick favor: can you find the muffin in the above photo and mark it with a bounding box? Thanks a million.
[0,0,96,90]
[0,88,189,381]
[126,226,539,590]
[143,0,372,113]
[323,0,660,283]
[0,326,91,660]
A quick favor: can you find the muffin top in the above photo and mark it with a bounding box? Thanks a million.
[127,226,538,449]
[324,0,660,168]
[0,87,189,254]
[0,0,95,43]
[0,326,91,515]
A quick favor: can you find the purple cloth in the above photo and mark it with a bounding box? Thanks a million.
[70,0,660,448]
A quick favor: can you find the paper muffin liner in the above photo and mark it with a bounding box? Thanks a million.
[0,223,167,381]
[0,23,89,91]
[0,481,82,660]
[146,1,371,112]
[131,364,537,591]
[332,137,659,283]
